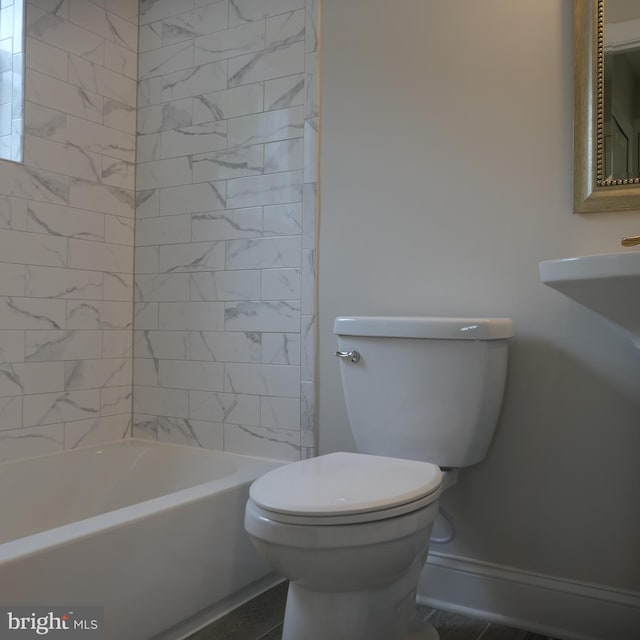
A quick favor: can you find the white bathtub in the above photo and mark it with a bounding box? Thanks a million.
[0,439,283,639]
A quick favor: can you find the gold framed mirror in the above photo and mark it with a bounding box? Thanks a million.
[574,0,640,213]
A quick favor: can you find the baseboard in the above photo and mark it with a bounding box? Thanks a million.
[419,552,640,640]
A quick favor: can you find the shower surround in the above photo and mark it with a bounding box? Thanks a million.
[0,0,137,462]
[0,0,319,464]
[132,0,319,461]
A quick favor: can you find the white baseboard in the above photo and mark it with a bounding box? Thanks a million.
[419,552,640,640]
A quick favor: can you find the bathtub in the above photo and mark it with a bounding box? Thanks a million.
[0,439,284,639]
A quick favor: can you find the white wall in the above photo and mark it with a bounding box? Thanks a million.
[318,0,640,605]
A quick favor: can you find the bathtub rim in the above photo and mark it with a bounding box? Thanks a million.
[0,436,288,469]
[0,438,285,564]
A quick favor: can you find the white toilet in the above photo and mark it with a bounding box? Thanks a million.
[244,316,513,640]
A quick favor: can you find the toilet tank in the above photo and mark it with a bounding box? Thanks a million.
[334,317,513,468]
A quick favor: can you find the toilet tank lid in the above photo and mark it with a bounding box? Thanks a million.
[334,316,514,340]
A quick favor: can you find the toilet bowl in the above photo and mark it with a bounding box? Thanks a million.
[244,316,513,640]
[245,452,442,640]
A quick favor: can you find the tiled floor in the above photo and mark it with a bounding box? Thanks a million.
[188,582,561,640]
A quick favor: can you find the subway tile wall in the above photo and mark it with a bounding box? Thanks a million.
[0,0,137,462]
[0,0,318,464]
[132,0,319,461]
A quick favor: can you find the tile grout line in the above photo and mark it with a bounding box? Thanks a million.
[255,621,283,640]
[475,622,492,640]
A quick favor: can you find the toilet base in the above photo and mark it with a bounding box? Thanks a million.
[281,559,438,640]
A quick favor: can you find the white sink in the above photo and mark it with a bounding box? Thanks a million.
[539,252,640,348]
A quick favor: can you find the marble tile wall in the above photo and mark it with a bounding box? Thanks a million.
[133,0,319,461]
[0,0,137,463]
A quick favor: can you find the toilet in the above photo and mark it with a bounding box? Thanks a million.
[244,316,513,640]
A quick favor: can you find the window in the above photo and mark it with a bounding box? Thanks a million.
[0,0,23,163]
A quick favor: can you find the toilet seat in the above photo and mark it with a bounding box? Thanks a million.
[248,491,440,526]
[249,452,442,526]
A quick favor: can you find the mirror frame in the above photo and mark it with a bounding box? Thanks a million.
[574,0,640,213]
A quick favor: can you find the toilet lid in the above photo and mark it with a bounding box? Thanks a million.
[249,452,442,517]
